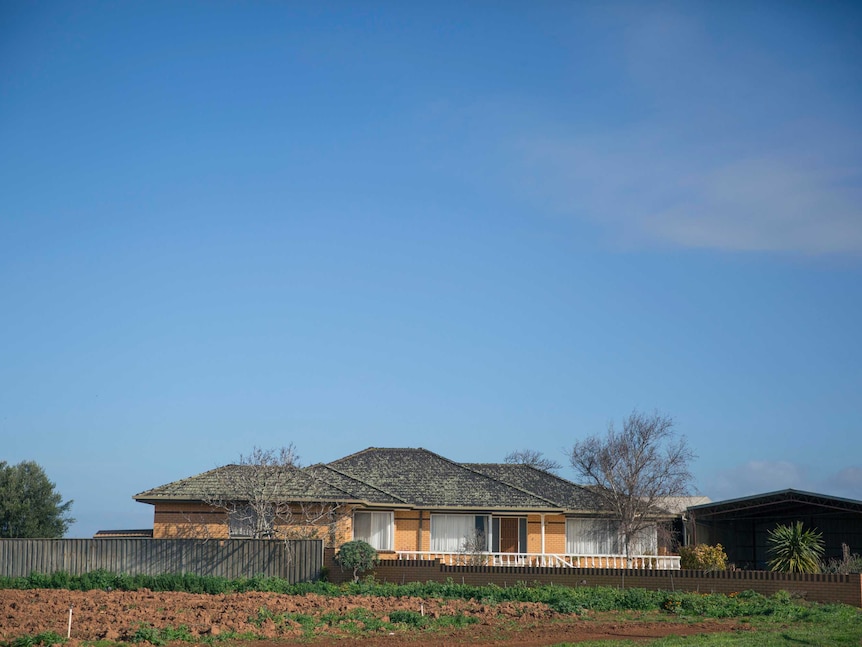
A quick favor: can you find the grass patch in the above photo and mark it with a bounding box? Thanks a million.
[198,631,258,645]
[552,600,862,646]
[435,611,480,628]
[129,624,193,646]
[389,609,428,628]
[2,633,66,647]
[319,607,392,634]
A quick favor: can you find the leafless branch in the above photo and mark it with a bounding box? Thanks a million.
[200,444,347,544]
[504,449,562,473]
[569,410,695,558]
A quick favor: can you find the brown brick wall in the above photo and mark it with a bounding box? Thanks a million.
[152,502,352,544]
[335,511,353,546]
[152,508,579,554]
[394,510,422,551]
[525,514,567,554]
[545,515,567,554]
[323,548,862,607]
[526,515,541,553]
[153,503,228,539]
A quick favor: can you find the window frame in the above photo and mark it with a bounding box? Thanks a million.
[228,504,274,539]
[430,513,490,552]
[565,517,622,555]
[352,510,394,551]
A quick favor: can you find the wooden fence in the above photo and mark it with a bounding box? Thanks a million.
[0,539,322,582]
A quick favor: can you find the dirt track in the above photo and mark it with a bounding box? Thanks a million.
[0,588,745,646]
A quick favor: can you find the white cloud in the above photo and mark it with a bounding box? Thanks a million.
[644,157,862,254]
[508,3,862,256]
[515,132,862,256]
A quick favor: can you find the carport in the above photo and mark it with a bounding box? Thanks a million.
[686,489,862,569]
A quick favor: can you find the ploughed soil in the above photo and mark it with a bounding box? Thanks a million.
[0,589,749,646]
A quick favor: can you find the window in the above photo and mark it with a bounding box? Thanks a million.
[431,514,488,552]
[353,511,393,550]
[229,505,274,538]
[566,518,621,554]
[627,525,658,555]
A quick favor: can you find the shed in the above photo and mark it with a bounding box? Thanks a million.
[687,489,862,569]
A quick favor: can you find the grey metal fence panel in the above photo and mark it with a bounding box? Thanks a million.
[0,539,322,582]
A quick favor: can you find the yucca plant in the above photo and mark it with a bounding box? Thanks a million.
[766,521,824,573]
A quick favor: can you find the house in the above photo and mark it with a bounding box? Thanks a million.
[92,529,154,538]
[134,447,681,568]
[686,489,862,569]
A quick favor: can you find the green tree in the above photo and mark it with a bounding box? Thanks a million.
[335,539,379,582]
[0,461,74,538]
[767,521,824,573]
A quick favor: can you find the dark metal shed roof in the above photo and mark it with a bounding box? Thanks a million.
[688,489,862,519]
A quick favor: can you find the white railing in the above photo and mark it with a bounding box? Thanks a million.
[394,551,681,570]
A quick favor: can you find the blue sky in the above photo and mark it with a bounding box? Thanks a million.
[2,1,861,538]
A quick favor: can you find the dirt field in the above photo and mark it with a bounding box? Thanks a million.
[0,588,746,646]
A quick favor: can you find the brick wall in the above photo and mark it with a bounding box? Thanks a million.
[525,514,567,553]
[150,503,353,545]
[323,548,862,607]
[394,510,427,551]
[152,502,228,539]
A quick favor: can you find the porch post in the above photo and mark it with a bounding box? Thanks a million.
[541,514,546,554]
[418,511,423,551]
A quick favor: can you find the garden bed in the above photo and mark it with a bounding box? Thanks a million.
[1,588,741,646]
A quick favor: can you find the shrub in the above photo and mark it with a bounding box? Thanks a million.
[78,569,115,590]
[335,540,379,582]
[822,543,862,574]
[767,522,824,573]
[679,543,728,571]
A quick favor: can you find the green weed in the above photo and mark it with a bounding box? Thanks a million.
[248,606,284,627]
[2,632,66,647]
[198,631,258,645]
[129,624,193,646]
[389,609,428,627]
[436,612,479,628]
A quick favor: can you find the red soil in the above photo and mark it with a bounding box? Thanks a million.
[0,588,748,646]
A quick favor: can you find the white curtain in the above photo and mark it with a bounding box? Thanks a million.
[431,514,476,552]
[353,511,392,550]
[628,526,658,554]
[566,518,621,554]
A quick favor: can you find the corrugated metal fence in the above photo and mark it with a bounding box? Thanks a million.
[0,539,322,582]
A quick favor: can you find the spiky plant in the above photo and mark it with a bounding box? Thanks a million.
[766,521,824,573]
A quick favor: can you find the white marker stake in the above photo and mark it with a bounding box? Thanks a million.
[67,605,73,638]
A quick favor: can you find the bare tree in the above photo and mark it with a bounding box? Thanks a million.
[201,445,346,543]
[504,449,561,473]
[568,410,695,560]
[458,529,489,566]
